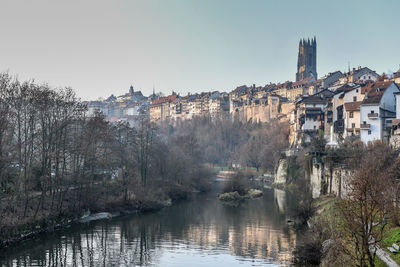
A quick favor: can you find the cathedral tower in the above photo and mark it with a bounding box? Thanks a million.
[296,37,317,81]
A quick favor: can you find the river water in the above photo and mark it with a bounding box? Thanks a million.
[0,181,297,267]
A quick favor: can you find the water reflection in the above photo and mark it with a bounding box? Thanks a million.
[274,188,287,214]
[0,185,296,266]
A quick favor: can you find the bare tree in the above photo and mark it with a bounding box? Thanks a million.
[338,142,395,267]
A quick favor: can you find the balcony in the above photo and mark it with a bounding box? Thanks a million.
[368,113,378,119]
[360,124,371,130]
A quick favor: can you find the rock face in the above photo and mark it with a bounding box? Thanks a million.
[274,158,287,184]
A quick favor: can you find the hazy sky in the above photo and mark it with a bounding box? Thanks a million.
[0,0,399,100]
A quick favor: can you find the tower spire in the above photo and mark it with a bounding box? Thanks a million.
[296,37,317,82]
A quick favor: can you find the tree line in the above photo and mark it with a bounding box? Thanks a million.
[164,116,290,173]
[0,72,211,242]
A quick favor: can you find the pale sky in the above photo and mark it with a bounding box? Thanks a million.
[0,0,399,100]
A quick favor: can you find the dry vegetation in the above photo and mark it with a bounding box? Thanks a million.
[295,141,400,267]
[0,73,214,245]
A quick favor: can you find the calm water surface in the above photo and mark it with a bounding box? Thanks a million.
[0,182,297,266]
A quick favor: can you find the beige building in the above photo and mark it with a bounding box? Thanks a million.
[231,94,290,124]
[343,101,362,137]
[149,94,179,123]
[393,68,400,84]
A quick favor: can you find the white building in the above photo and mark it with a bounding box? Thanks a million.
[360,81,399,144]
[86,101,108,117]
[124,103,140,116]
[295,95,327,143]
[329,84,363,142]
[339,66,379,84]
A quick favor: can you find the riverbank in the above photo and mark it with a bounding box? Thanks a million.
[306,195,400,267]
[0,182,206,251]
[0,182,296,267]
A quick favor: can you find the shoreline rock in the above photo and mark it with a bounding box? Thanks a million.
[218,189,264,203]
[248,189,263,198]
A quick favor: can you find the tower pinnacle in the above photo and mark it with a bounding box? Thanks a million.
[296,37,317,81]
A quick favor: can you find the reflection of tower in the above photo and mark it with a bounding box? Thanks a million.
[296,37,317,81]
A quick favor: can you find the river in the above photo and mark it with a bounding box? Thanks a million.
[0,181,297,266]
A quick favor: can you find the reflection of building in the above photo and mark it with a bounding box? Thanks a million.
[7,189,297,266]
[228,223,295,263]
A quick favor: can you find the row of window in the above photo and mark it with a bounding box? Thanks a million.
[349,110,376,118]
[349,124,371,135]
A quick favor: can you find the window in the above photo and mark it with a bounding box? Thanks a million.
[371,110,374,114]
[368,130,371,135]
[313,125,316,130]
[349,112,354,118]
[363,121,366,124]
[352,123,355,128]
[353,96,357,102]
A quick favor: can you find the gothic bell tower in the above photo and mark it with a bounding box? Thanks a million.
[296,37,317,81]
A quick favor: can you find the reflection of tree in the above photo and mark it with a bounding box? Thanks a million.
[1,188,297,266]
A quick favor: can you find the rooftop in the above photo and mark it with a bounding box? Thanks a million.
[361,81,394,105]
[344,101,362,112]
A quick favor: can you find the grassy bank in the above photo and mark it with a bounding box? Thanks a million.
[306,196,400,267]
[380,225,400,265]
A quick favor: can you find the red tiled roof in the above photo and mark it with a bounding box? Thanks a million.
[151,94,179,106]
[292,76,314,87]
[361,81,394,105]
[335,84,358,94]
[301,95,327,104]
[276,81,292,89]
[127,103,138,108]
[392,119,400,126]
[361,81,392,94]
[344,101,362,112]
